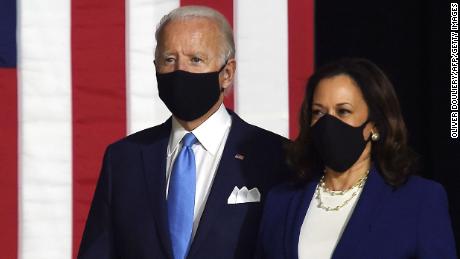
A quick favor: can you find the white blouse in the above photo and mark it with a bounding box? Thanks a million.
[298,182,364,259]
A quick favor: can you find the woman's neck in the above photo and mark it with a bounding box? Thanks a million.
[324,157,371,191]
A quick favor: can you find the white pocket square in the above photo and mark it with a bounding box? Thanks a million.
[227,186,261,204]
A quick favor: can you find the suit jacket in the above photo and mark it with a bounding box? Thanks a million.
[77,111,289,259]
[257,167,457,259]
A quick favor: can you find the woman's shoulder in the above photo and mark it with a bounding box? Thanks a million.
[264,181,307,207]
[403,175,446,194]
[265,179,318,210]
[266,182,301,201]
[261,182,309,228]
[393,174,448,203]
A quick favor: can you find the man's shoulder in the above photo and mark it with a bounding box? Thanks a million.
[230,110,289,145]
[108,119,171,151]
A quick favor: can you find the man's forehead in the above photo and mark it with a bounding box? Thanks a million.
[161,17,220,36]
[157,18,223,50]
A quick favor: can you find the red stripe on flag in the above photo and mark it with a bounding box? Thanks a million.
[180,0,235,110]
[71,1,126,258]
[0,68,18,259]
[288,0,315,139]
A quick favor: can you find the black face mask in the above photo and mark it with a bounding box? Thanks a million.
[311,114,370,172]
[156,64,226,121]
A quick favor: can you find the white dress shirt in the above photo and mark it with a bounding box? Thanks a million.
[298,183,364,259]
[166,104,232,238]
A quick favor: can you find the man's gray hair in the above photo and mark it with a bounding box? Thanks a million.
[155,6,235,64]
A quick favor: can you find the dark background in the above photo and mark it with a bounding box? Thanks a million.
[315,0,459,251]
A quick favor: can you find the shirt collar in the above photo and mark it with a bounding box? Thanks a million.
[168,104,232,156]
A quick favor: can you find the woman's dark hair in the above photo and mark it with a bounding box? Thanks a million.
[288,58,417,187]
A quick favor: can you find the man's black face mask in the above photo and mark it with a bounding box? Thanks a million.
[156,63,226,121]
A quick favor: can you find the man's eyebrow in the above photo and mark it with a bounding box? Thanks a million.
[184,51,207,57]
[160,52,176,57]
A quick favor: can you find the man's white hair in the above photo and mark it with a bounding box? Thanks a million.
[154,6,235,65]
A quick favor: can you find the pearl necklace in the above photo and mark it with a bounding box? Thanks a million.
[315,170,369,212]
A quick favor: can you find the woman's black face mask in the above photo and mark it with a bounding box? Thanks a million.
[311,113,370,172]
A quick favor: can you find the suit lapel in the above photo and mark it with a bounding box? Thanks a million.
[188,113,248,256]
[284,179,318,259]
[141,119,173,259]
[332,167,389,258]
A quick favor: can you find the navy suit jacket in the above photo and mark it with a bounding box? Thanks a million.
[77,111,289,259]
[257,167,457,259]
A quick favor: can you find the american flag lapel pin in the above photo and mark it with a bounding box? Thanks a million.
[234,154,245,160]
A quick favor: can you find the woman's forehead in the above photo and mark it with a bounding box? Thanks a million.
[313,74,364,104]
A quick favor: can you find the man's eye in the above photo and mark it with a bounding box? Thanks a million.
[164,57,175,64]
[191,57,202,63]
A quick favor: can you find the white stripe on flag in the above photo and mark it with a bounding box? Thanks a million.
[18,0,72,258]
[126,0,179,134]
[234,0,289,137]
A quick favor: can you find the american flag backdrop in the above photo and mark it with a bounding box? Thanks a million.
[0,0,314,258]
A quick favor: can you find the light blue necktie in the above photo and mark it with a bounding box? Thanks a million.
[168,133,197,259]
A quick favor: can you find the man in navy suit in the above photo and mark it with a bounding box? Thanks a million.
[77,5,289,259]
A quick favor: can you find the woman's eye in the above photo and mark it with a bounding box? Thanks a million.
[312,109,324,117]
[338,109,351,116]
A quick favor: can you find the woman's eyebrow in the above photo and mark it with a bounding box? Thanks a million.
[336,102,353,107]
[312,103,324,107]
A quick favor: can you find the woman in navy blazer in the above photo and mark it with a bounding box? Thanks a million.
[256,58,457,259]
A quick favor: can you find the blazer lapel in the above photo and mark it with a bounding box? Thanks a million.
[284,179,318,259]
[187,113,248,256]
[141,119,173,259]
[332,167,389,258]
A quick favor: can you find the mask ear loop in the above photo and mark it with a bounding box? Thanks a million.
[360,119,373,143]
[218,60,228,73]
[218,60,229,93]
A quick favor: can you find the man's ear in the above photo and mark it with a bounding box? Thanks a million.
[220,58,236,91]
